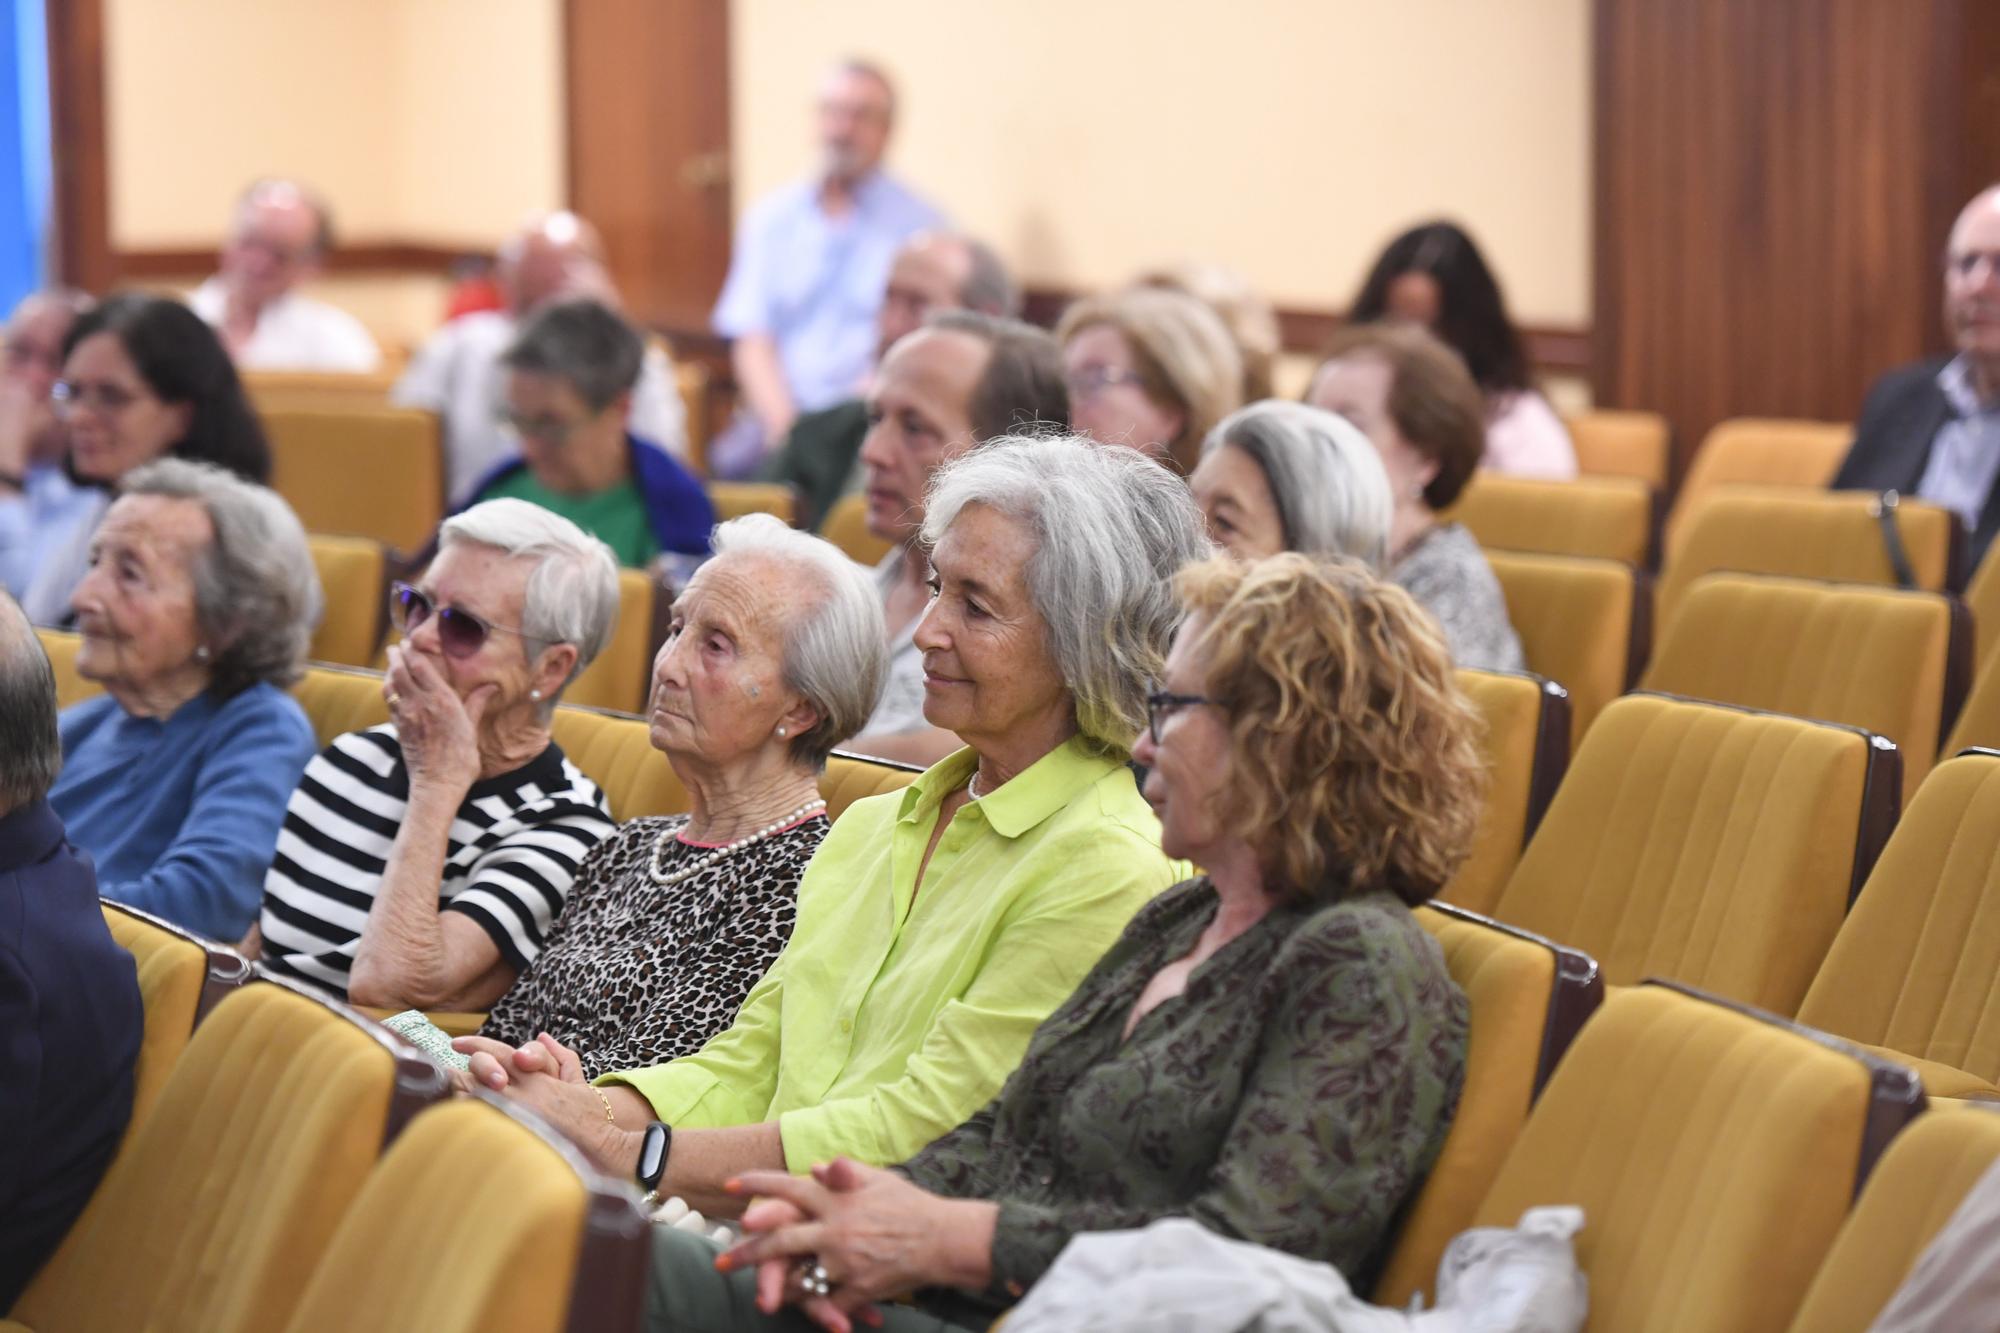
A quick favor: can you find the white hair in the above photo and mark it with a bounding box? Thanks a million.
[439,499,621,698]
[707,514,887,768]
[1201,401,1394,568]
[920,436,1212,754]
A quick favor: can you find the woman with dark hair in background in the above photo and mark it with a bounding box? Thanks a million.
[21,293,272,624]
[1346,221,1576,480]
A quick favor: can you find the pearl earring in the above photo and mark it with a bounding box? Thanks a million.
[529,688,542,701]
[776,726,787,738]
[194,645,211,663]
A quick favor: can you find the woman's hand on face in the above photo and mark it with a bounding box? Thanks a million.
[385,643,494,794]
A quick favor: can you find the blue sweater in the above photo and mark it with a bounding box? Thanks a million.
[51,684,318,941]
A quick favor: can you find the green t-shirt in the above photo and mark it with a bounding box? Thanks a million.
[479,469,660,569]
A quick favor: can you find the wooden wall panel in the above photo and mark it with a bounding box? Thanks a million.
[1595,0,2000,479]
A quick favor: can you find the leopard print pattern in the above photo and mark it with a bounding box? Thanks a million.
[480,812,829,1080]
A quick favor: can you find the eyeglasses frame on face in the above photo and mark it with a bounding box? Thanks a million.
[1145,688,1216,746]
[389,580,544,660]
[495,405,589,445]
[1065,364,1149,401]
[50,378,148,418]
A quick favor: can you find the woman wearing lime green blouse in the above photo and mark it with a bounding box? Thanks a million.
[456,436,1209,1216]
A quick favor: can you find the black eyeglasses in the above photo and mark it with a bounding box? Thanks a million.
[390,582,540,659]
[1144,689,1214,745]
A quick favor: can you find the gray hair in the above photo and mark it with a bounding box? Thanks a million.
[0,591,59,810]
[1201,402,1393,568]
[708,514,887,769]
[439,498,622,700]
[958,237,1020,317]
[501,297,645,413]
[921,436,1211,755]
[120,458,323,694]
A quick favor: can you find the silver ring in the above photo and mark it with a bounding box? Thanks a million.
[797,1262,832,1298]
[386,692,401,707]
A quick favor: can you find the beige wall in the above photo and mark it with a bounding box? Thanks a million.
[730,0,1592,329]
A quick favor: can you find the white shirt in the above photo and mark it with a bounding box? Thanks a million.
[190,278,381,373]
[392,310,691,503]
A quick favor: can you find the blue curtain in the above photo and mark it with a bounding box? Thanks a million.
[0,0,48,310]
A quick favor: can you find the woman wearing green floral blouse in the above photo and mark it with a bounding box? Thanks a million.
[645,552,1484,1331]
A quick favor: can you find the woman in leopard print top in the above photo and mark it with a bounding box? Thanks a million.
[477,515,887,1079]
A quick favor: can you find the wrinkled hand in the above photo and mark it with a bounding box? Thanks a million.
[720,1158,955,1332]
[451,1031,588,1092]
[386,643,493,793]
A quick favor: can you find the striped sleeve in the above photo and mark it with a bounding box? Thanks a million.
[445,798,616,971]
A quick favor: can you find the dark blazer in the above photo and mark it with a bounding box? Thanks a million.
[1834,357,2000,568]
[0,799,142,1307]
[759,398,868,531]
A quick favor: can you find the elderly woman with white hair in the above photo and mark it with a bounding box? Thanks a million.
[1189,400,1395,567]
[453,436,1205,1230]
[254,499,621,1010]
[474,514,888,1079]
[48,458,320,941]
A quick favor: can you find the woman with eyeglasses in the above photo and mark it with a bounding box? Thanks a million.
[252,499,619,1010]
[1055,286,1243,476]
[638,553,1479,1332]
[48,459,319,941]
[18,293,272,626]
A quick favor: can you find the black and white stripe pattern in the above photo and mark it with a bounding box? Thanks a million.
[258,726,615,998]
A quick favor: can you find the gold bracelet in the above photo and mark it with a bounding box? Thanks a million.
[592,1086,616,1123]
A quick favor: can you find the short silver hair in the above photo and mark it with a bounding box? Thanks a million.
[708,514,887,769]
[439,499,621,699]
[921,436,1211,755]
[120,458,322,694]
[1201,402,1393,568]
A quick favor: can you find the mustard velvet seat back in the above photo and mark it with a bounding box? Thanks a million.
[1667,417,1852,550]
[1487,550,1652,752]
[821,492,893,564]
[32,628,95,709]
[1944,646,2000,758]
[705,480,799,525]
[1439,669,1569,915]
[261,404,443,553]
[305,533,386,668]
[1564,409,1670,489]
[96,901,251,1131]
[1446,473,1659,568]
[560,567,657,715]
[1491,693,1897,1016]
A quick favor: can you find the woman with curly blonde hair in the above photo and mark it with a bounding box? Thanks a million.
[639,552,1480,1332]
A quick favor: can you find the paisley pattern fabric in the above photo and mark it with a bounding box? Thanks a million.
[897,877,1467,1313]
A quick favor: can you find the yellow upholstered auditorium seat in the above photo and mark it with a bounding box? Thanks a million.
[706,480,799,526]
[1446,473,1658,568]
[32,628,95,708]
[1668,417,1853,549]
[279,1097,647,1333]
[1642,572,1969,802]
[98,900,251,1131]
[1658,487,1963,623]
[262,404,444,553]
[1439,669,1570,915]
[1487,550,1651,751]
[1786,1104,2000,1333]
[822,492,893,564]
[242,368,401,407]
[1374,905,1601,1309]
[561,567,657,714]
[1944,651,2000,756]
[1796,753,2000,1098]
[306,533,386,668]
[1563,409,1670,489]
[1490,693,1898,1015]
[7,979,448,1332]
[290,663,391,748]
[549,706,685,820]
[822,750,924,818]
[1469,982,1922,1333]
[1968,541,2000,674]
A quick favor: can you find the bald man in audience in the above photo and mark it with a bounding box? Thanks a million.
[1836,185,2000,567]
[762,230,1018,527]
[708,59,946,479]
[190,178,381,373]
[395,210,689,502]
[0,590,142,1307]
[0,291,95,597]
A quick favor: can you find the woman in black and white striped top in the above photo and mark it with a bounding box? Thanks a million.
[253,499,622,1009]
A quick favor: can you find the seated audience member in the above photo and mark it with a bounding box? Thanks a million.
[463,298,712,570]
[49,459,319,940]
[647,552,1480,1330]
[846,311,1069,764]
[453,437,1210,1225]
[0,590,143,1310]
[1834,185,2000,568]
[20,293,272,626]
[1347,220,1576,480]
[479,514,886,1078]
[255,500,620,1007]
[189,178,380,373]
[761,230,1019,528]
[395,211,691,502]
[1056,286,1243,475]
[710,60,947,479]
[1309,324,1526,673]
[1191,400,1393,565]
[0,290,94,597]
[1136,261,1283,401]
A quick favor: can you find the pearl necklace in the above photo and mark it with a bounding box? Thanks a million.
[648,798,826,887]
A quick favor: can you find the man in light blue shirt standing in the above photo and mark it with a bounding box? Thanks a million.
[709,59,946,479]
